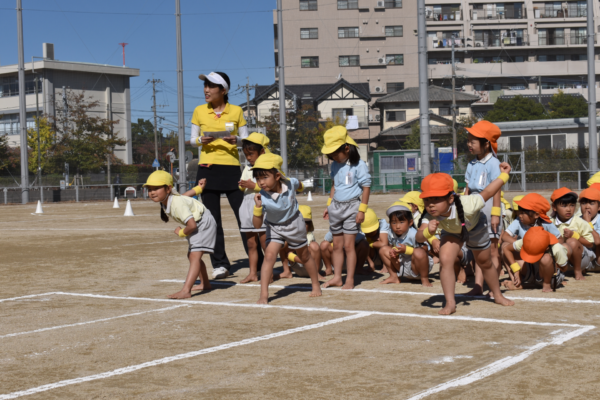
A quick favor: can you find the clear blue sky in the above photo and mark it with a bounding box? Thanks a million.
[0,0,277,138]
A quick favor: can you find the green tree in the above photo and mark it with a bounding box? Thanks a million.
[26,117,55,174]
[548,90,589,119]
[132,118,160,165]
[49,91,125,174]
[403,123,421,150]
[485,95,548,122]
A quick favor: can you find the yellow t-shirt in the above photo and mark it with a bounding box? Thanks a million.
[191,103,247,166]
[552,216,594,243]
[164,194,206,226]
[424,194,485,234]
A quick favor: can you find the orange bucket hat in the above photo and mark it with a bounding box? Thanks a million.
[579,188,600,202]
[589,183,600,192]
[465,121,501,155]
[520,226,558,263]
[419,173,454,199]
[550,187,577,203]
[514,193,552,223]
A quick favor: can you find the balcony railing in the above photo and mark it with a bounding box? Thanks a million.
[427,11,462,21]
[474,32,529,48]
[570,33,588,45]
[538,36,566,46]
[471,8,526,20]
[534,6,587,18]
[431,37,467,49]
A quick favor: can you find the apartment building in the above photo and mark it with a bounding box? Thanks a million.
[426,0,600,114]
[0,43,139,163]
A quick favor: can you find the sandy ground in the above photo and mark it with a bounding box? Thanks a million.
[2,192,600,399]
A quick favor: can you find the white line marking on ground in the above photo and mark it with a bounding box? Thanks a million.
[160,279,600,306]
[49,292,589,328]
[0,293,57,303]
[0,313,369,400]
[0,305,187,339]
[406,325,594,400]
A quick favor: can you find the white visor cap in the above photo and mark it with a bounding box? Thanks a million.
[199,72,229,94]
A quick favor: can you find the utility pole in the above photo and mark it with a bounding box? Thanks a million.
[451,35,457,160]
[175,0,187,192]
[148,75,162,169]
[62,86,68,136]
[106,103,112,185]
[587,0,597,172]
[276,0,288,174]
[34,75,41,187]
[17,0,29,203]
[418,0,431,176]
[238,78,258,127]
[538,75,542,105]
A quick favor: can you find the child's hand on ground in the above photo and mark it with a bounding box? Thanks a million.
[513,271,521,287]
[431,238,440,253]
[254,193,262,207]
[428,219,439,234]
[239,179,256,190]
[323,208,329,220]
[563,228,574,239]
[356,211,365,224]
[198,178,206,189]
[499,162,512,174]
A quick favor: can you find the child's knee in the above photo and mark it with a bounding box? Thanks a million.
[412,248,427,263]
[310,241,319,253]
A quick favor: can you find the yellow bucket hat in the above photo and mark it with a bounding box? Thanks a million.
[243,132,271,153]
[299,205,312,221]
[386,201,412,217]
[588,171,600,187]
[361,208,380,233]
[251,153,287,178]
[144,170,173,187]
[512,195,525,211]
[452,179,459,193]
[321,125,358,154]
[399,191,424,213]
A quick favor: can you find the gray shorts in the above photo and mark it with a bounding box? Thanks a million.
[397,253,434,279]
[480,196,503,240]
[187,208,217,253]
[266,211,308,250]
[239,194,266,233]
[440,213,491,252]
[328,197,360,235]
[571,246,596,271]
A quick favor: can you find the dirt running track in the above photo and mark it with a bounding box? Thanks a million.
[1,192,600,399]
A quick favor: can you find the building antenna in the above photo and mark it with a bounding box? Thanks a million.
[118,43,128,67]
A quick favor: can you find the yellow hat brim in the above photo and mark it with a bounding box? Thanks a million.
[361,221,380,234]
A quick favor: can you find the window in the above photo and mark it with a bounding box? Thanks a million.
[301,56,319,68]
[571,28,587,45]
[524,136,536,149]
[572,54,587,61]
[299,0,317,11]
[337,0,358,9]
[386,82,404,93]
[338,27,359,38]
[510,137,522,152]
[339,55,360,66]
[386,110,406,122]
[553,134,566,149]
[300,28,318,39]
[385,54,404,65]
[438,107,451,116]
[384,0,402,9]
[381,155,405,171]
[538,135,552,150]
[0,75,41,98]
[332,108,353,122]
[0,112,36,135]
[385,26,403,37]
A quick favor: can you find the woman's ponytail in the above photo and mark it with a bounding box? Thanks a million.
[160,207,169,223]
[454,193,469,243]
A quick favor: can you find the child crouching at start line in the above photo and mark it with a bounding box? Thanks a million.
[144,171,217,299]
[252,153,321,304]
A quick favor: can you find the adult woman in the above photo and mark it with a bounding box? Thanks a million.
[190,71,256,279]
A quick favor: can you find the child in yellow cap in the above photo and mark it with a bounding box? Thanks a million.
[285,205,323,277]
[379,202,433,286]
[321,126,372,290]
[239,133,270,284]
[144,171,216,299]
[398,191,424,229]
[359,207,390,273]
[252,153,321,303]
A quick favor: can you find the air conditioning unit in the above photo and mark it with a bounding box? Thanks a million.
[475,41,484,47]
[376,1,385,8]
[374,86,384,93]
[375,114,381,121]
[368,115,374,122]
[378,57,387,64]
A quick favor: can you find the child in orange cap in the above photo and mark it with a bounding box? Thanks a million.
[551,187,595,280]
[416,163,514,315]
[513,226,569,292]
[463,121,504,296]
[578,188,600,271]
[500,193,564,290]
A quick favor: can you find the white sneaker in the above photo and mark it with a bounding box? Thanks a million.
[212,267,230,280]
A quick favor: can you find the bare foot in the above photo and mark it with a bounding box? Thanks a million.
[494,295,515,307]
[279,271,293,279]
[456,268,467,284]
[240,274,259,284]
[342,280,355,290]
[168,290,191,299]
[256,296,269,304]
[310,287,322,297]
[421,278,433,287]
[322,277,343,288]
[502,281,522,291]
[575,272,586,281]
[191,283,212,291]
[542,285,553,293]
[379,266,389,274]
[439,304,456,315]
[380,275,400,284]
